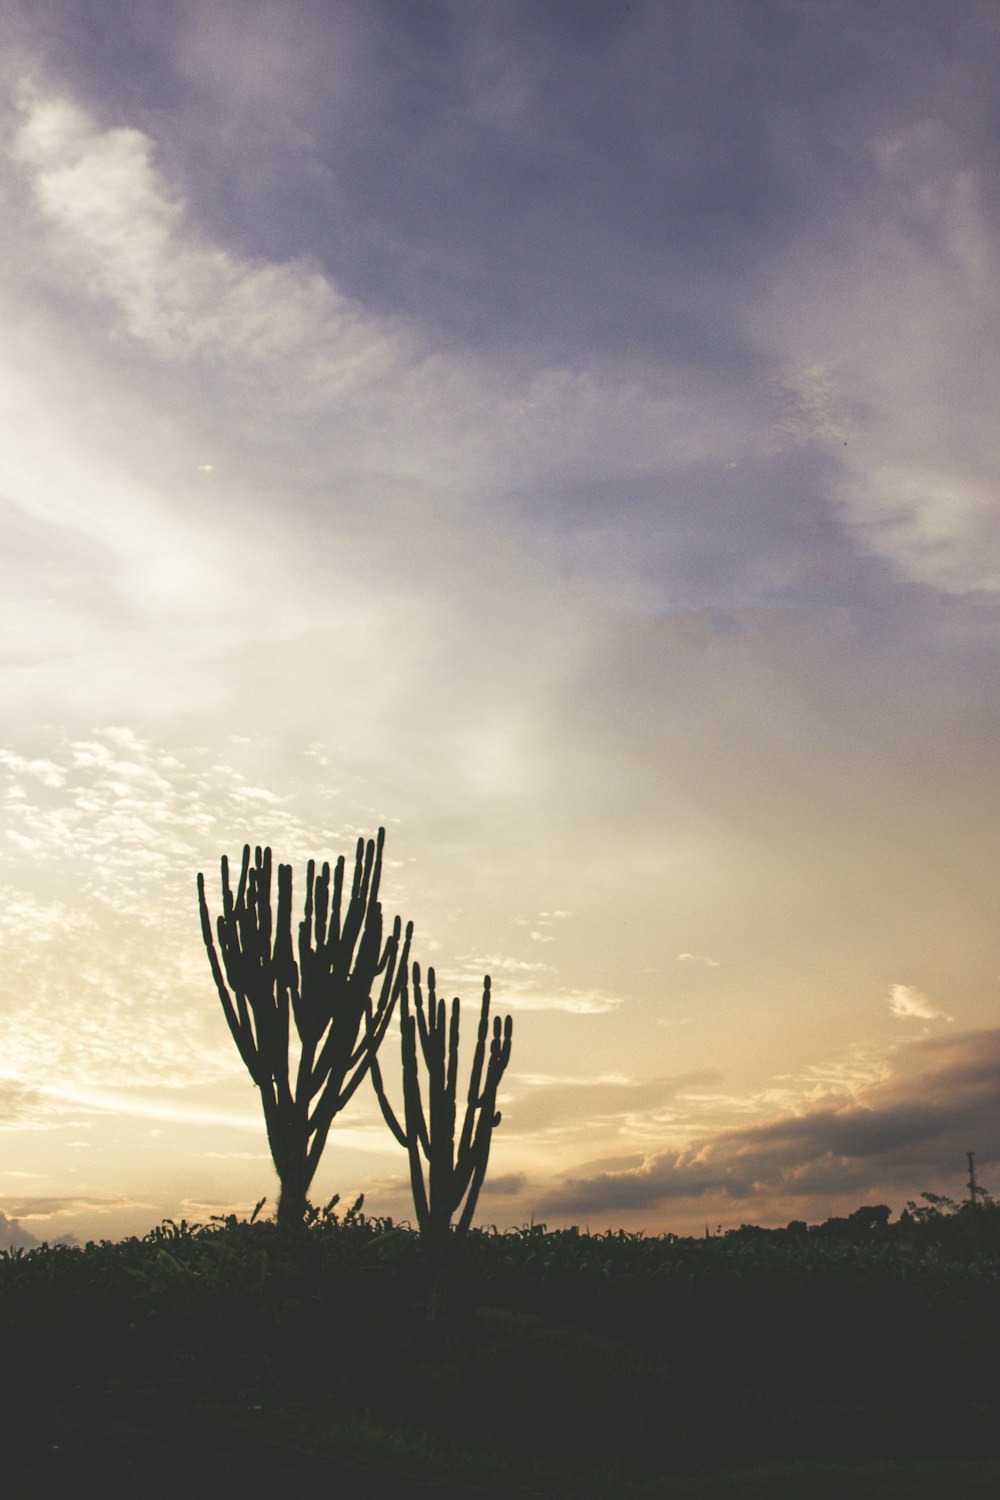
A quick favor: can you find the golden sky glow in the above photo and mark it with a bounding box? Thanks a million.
[1,1,998,1249]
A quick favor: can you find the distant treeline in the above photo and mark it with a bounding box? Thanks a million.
[722,1188,998,1244]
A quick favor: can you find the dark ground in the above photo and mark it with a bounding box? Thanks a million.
[0,1390,497,1500]
[5,1211,999,1498]
[6,1389,1000,1500]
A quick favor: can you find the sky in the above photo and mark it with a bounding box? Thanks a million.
[1,0,998,1251]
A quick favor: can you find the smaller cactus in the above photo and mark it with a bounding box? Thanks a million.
[369,965,512,1312]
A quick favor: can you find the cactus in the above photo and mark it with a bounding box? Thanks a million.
[369,962,512,1315]
[197,829,412,1226]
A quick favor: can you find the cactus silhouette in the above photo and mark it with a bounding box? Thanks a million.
[369,963,512,1317]
[197,829,412,1225]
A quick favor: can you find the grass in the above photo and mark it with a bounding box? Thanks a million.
[2,1202,998,1494]
[199,1401,1000,1500]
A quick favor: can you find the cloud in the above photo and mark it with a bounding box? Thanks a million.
[477,1172,527,1197]
[546,1029,1000,1223]
[431,952,625,1016]
[0,725,389,1093]
[11,89,403,373]
[1,1193,136,1220]
[501,987,625,1016]
[755,115,1000,597]
[502,1070,719,1137]
[888,983,953,1023]
[0,1210,40,1251]
[5,81,732,496]
[453,953,552,978]
[2,10,1000,1247]
[0,1193,128,1246]
[0,1078,48,1128]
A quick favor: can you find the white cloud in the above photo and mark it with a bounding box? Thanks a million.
[502,986,625,1016]
[888,983,953,1023]
[391,958,624,1016]
[11,91,400,376]
[454,953,551,977]
[0,726,373,1093]
[756,142,1000,595]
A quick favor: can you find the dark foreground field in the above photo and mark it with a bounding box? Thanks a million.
[3,1202,999,1499]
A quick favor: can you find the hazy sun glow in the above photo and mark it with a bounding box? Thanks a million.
[1,1,998,1251]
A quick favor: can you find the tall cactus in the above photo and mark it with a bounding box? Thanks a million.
[197,829,412,1226]
[369,962,512,1313]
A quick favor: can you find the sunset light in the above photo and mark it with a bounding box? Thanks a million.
[1,1,998,1260]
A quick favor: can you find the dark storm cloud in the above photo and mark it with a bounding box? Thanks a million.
[548,1029,1000,1218]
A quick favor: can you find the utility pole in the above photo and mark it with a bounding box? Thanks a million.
[967,1150,979,1210]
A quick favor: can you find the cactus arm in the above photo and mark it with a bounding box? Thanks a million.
[214,849,256,1049]
[407,1109,431,1237]
[257,846,273,967]
[455,1059,509,1232]
[367,1041,408,1148]
[295,860,319,1041]
[337,837,373,974]
[423,975,457,1250]
[347,917,407,1067]
[277,862,305,1042]
[446,997,460,1105]
[232,845,250,914]
[197,871,262,1082]
[363,925,413,1149]
[329,854,345,945]
[406,968,432,1155]
[251,849,294,1118]
[413,963,431,1057]
[313,860,330,950]
[369,826,385,904]
[456,978,491,1164]
[454,1005,512,1217]
[456,1117,495,1236]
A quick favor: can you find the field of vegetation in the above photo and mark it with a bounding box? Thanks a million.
[3,1194,999,1498]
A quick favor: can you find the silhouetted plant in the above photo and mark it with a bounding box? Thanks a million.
[198,829,412,1226]
[369,963,512,1319]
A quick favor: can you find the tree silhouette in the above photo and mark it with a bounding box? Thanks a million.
[198,829,411,1225]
